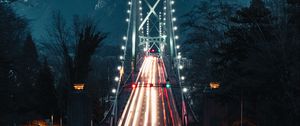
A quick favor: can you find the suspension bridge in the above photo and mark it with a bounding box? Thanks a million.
[102,0,192,125]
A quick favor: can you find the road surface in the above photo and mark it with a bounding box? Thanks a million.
[118,56,182,126]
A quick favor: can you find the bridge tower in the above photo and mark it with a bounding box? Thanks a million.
[126,0,178,71]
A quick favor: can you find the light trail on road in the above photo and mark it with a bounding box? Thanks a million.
[118,56,182,126]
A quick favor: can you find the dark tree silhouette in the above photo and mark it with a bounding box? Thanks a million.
[0,4,29,125]
[35,59,58,117]
[46,12,107,123]
[73,23,107,84]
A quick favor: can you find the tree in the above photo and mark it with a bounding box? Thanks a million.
[45,12,107,122]
[0,4,29,125]
[73,22,107,84]
[35,59,58,117]
[180,1,239,124]
[212,0,299,125]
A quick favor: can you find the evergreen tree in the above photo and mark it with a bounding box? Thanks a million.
[14,34,40,123]
[213,0,299,125]
[35,59,58,117]
[0,4,28,125]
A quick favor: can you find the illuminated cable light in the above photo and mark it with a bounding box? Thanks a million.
[172,17,177,21]
[177,55,182,59]
[183,87,188,93]
[171,1,175,4]
[139,0,141,4]
[112,88,117,93]
[139,7,142,10]
[123,36,127,40]
[117,66,122,70]
[173,26,178,31]
[176,45,180,49]
[114,77,119,82]
[121,45,125,50]
[120,56,124,60]
[179,65,184,70]
[164,7,166,10]
[128,1,131,5]
[181,76,185,80]
[172,9,175,13]
[126,18,129,22]
[132,84,136,88]
[175,35,179,40]
[127,10,130,13]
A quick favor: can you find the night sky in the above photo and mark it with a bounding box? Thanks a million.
[12,0,249,45]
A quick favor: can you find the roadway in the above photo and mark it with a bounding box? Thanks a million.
[118,56,182,126]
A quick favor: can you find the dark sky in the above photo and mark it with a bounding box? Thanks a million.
[12,0,249,45]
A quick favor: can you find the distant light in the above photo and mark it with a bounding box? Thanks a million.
[177,55,182,59]
[183,87,188,93]
[210,82,220,89]
[128,1,131,5]
[181,76,185,80]
[175,35,179,39]
[73,83,85,90]
[139,7,142,10]
[126,18,129,22]
[123,36,127,40]
[114,77,119,82]
[172,17,176,21]
[112,88,117,93]
[164,7,166,10]
[173,26,178,31]
[179,65,183,70]
[171,1,175,5]
[176,45,180,49]
[172,9,175,13]
[143,48,147,51]
[150,49,155,53]
[120,56,124,60]
[121,45,125,50]
[127,10,130,13]
[139,0,142,4]
[117,66,121,70]
[166,83,171,88]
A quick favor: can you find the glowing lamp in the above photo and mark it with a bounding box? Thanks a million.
[210,82,220,89]
[132,84,136,88]
[73,83,85,90]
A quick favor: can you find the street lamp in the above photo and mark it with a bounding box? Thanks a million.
[112,88,117,94]
[117,66,121,70]
[73,83,85,90]
[179,65,184,70]
[114,77,119,82]
[209,82,220,89]
[181,76,185,80]
[182,87,188,93]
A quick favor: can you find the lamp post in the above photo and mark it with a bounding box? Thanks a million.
[209,82,220,89]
